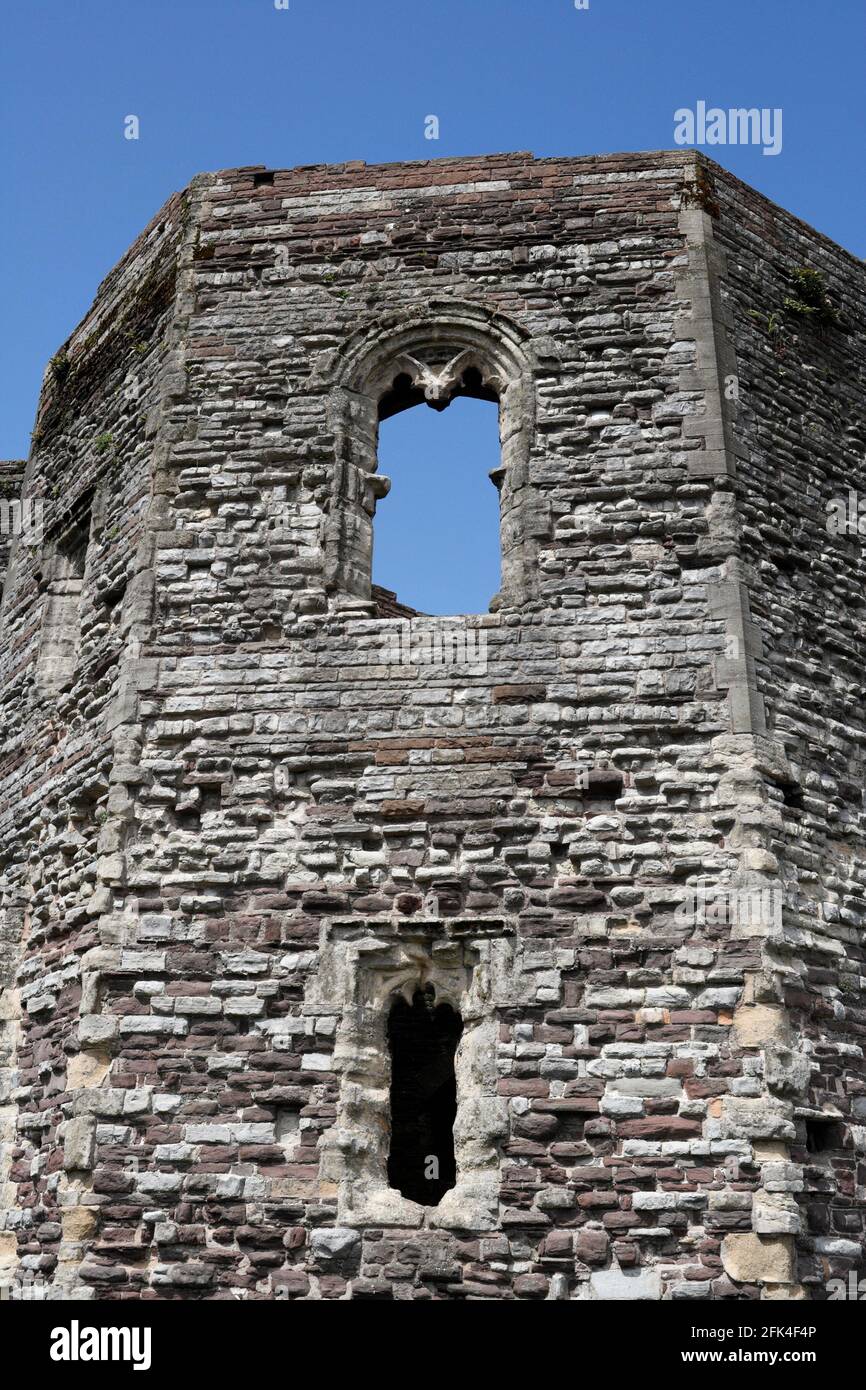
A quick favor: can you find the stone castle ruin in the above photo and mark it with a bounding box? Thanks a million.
[0,150,864,1301]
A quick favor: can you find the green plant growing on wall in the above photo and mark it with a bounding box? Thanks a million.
[50,353,70,387]
[94,433,115,454]
[783,267,840,327]
[748,266,840,360]
[747,308,789,356]
[121,327,150,355]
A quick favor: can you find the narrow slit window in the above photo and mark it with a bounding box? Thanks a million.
[387,985,463,1206]
[37,498,93,693]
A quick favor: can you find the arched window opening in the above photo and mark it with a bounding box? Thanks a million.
[324,307,541,611]
[372,371,502,616]
[387,985,463,1207]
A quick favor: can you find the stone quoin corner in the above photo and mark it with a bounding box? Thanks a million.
[1,150,864,1301]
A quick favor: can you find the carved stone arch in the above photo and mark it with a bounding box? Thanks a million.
[318,301,547,610]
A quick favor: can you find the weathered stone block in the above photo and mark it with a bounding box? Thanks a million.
[721,1234,794,1286]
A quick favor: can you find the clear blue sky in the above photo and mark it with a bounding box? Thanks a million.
[2,0,862,612]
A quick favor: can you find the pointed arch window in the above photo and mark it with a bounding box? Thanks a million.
[319,304,547,612]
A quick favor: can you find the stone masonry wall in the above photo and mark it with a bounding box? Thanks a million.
[0,462,27,592]
[712,163,866,1288]
[0,194,187,1290]
[0,151,863,1301]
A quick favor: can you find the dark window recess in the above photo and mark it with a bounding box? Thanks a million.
[96,574,127,610]
[36,496,94,693]
[583,766,624,799]
[253,171,275,187]
[59,511,91,578]
[805,1119,847,1153]
[387,986,463,1206]
[770,775,804,810]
